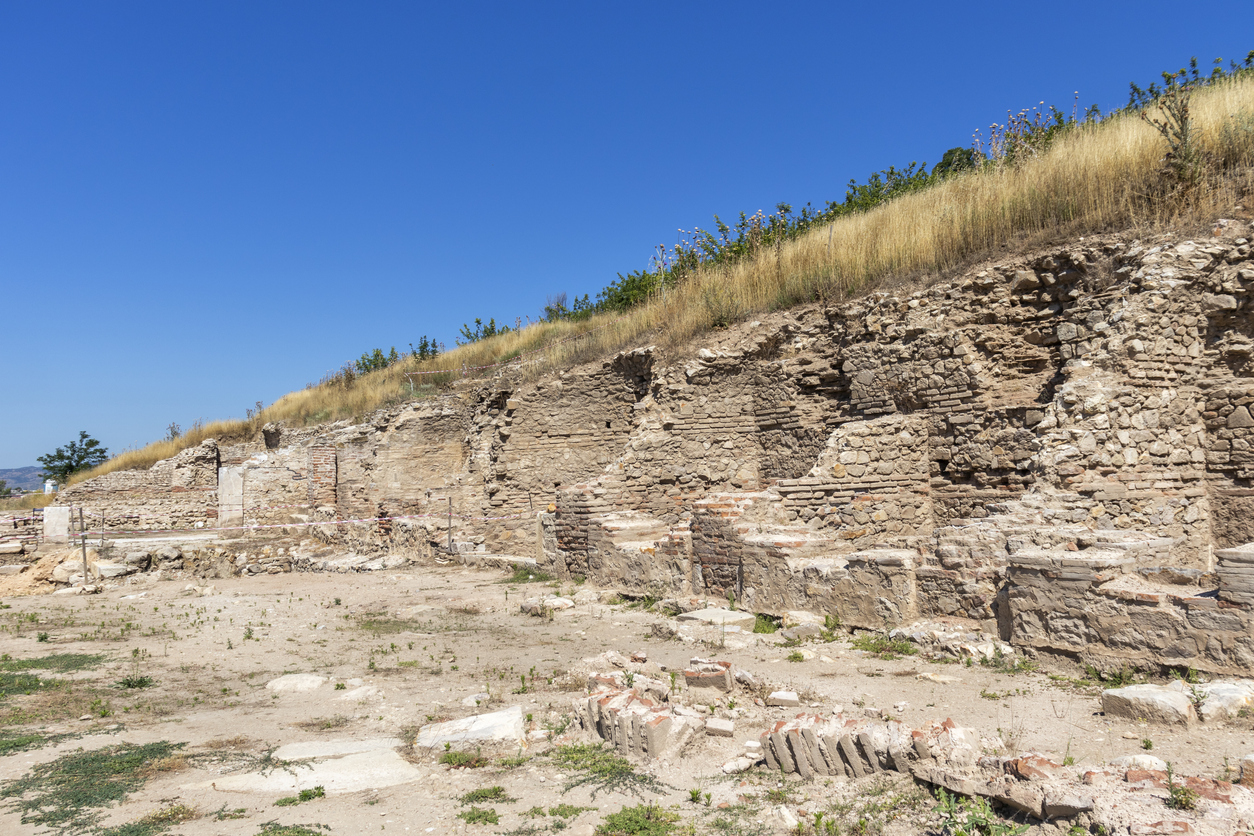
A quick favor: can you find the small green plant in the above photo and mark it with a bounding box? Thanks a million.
[0,740,184,834]
[275,785,325,806]
[500,566,554,584]
[752,614,779,634]
[1165,762,1199,811]
[36,632,49,642]
[118,674,155,689]
[460,786,514,804]
[688,789,702,804]
[334,682,346,690]
[1141,739,1153,751]
[850,633,917,660]
[550,804,593,819]
[458,806,500,825]
[595,803,679,836]
[786,650,805,663]
[548,742,670,799]
[440,748,489,769]
[935,788,1029,836]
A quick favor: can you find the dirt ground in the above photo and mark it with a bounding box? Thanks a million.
[0,555,1251,836]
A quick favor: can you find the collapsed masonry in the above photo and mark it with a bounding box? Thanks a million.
[32,221,1254,674]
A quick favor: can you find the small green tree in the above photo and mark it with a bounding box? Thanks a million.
[456,318,511,346]
[0,479,10,497]
[37,431,108,483]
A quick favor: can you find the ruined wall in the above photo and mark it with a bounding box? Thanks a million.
[53,222,1254,673]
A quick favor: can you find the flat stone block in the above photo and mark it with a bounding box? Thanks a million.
[767,690,800,707]
[1102,685,1195,725]
[415,704,525,749]
[265,674,326,693]
[676,609,756,630]
[273,737,403,761]
[705,717,735,737]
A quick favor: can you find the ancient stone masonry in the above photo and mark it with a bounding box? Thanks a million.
[49,221,1254,674]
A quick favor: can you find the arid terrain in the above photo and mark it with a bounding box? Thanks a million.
[2,555,1253,836]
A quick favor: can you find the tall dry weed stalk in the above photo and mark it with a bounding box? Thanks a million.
[73,72,1254,483]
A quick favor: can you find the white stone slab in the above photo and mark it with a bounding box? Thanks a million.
[675,608,756,630]
[218,466,244,526]
[43,506,71,543]
[1101,684,1194,725]
[273,737,402,761]
[200,749,422,794]
[265,674,326,693]
[414,704,524,749]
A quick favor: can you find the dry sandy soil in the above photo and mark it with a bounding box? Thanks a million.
[0,555,1251,836]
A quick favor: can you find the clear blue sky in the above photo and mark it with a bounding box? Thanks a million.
[1,1,1248,468]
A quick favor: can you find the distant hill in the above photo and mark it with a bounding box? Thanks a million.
[0,467,45,491]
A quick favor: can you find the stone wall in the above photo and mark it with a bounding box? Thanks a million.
[53,222,1254,673]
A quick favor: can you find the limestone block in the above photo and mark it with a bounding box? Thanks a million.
[273,738,404,760]
[705,717,734,737]
[684,669,731,691]
[93,561,137,579]
[0,542,23,555]
[782,610,824,627]
[414,705,525,749]
[1196,680,1254,722]
[266,674,327,693]
[43,506,71,543]
[1110,754,1168,771]
[767,690,800,707]
[675,608,755,630]
[1101,684,1195,725]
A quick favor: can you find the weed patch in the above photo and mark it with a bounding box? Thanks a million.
[934,788,1027,836]
[548,743,671,799]
[0,671,64,697]
[850,633,917,660]
[295,715,349,731]
[550,804,594,819]
[460,786,515,804]
[751,615,779,634]
[100,803,199,836]
[256,825,332,836]
[0,653,106,673]
[441,748,490,769]
[275,786,325,807]
[500,567,554,584]
[0,740,184,834]
[595,803,679,836]
[458,806,500,825]
[117,675,155,689]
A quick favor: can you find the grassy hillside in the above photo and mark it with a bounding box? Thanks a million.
[72,63,1254,484]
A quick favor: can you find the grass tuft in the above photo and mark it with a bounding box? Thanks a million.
[850,633,917,660]
[0,740,184,835]
[548,743,671,799]
[458,806,500,825]
[62,70,1254,487]
[595,803,680,836]
[460,786,515,804]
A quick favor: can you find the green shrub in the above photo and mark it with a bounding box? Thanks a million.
[595,803,679,836]
[458,806,499,825]
[752,614,779,634]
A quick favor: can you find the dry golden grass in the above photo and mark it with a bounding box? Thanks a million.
[72,74,1254,483]
[0,492,57,511]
